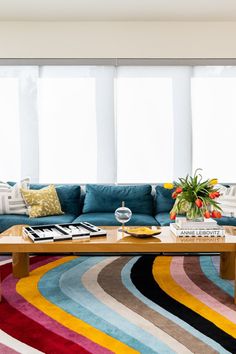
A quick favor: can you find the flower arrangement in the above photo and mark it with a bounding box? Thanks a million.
[164,170,222,221]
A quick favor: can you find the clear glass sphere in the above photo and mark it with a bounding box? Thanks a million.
[115,206,132,224]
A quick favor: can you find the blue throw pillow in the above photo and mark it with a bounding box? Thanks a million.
[83,184,153,215]
[155,185,175,213]
[8,182,81,216]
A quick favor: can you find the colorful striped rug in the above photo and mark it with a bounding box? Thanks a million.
[0,255,235,353]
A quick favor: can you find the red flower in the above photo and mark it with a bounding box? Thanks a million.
[211,210,222,218]
[209,191,220,199]
[175,187,183,194]
[213,191,220,198]
[195,199,203,208]
[204,210,211,219]
[172,192,177,199]
[170,212,176,220]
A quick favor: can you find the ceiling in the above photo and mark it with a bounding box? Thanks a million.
[0,0,236,21]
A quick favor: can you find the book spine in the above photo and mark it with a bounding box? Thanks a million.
[176,222,217,229]
[171,228,225,237]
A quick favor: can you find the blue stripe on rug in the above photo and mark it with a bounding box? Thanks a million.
[200,256,234,298]
[38,256,170,354]
[59,256,176,354]
[121,256,231,354]
[211,256,234,287]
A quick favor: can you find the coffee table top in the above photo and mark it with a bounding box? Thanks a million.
[0,225,236,253]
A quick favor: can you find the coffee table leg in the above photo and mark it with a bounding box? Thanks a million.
[220,252,235,280]
[12,253,29,278]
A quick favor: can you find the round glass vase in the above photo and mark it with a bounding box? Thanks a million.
[115,201,132,232]
[186,208,204,222]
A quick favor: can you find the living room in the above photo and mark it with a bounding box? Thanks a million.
[0,1,236,353]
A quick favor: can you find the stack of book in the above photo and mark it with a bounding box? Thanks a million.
[170,217,225,237]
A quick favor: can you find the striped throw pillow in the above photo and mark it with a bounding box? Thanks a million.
[0,178,30,215]
[217,185,236,217]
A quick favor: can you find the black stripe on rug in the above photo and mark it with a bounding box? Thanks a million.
[130,256,236,353]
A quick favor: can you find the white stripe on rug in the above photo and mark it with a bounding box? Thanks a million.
[0,330,44,354]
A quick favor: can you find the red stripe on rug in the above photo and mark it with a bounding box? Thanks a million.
[0,257,94,354]
[2,256,113,354]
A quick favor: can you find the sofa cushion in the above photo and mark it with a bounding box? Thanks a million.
[0,214,76,233]
[83,184,153,215]
[21,185,63,218]
[74,213,159,226]
[8,182,81,216]
[213,216,236,226]
[0,178,30,215]
[155,212,174,226]
[217,185,236,217]
[155,185,175,213]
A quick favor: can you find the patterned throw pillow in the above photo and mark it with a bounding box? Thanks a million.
[21,184,64,218]
[0,178,30,215]
[217,184,236,217]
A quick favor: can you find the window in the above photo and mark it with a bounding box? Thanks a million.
[0,64,235,184]
[116,67,174,182]
[192,67,236,182]
[38,68,97,183]
[38,66,115,183]
[0,76,20,181]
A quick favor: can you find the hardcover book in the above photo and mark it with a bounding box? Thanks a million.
[23,222,107,243]
[170,223,225,237]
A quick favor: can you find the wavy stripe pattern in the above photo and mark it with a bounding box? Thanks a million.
[200,256,234,297]
[0,255,236,353]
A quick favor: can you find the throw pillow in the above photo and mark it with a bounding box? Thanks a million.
[217,184,236,217]
[155,185,175,213]
[83,184,153,215]
[21,184,64,218]
[0,178,30,215]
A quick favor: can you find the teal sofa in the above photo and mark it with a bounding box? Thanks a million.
[0,183,236,233]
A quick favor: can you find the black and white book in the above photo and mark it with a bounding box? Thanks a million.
[23,222,107,242]
[175,217,218,229]
[79,222,107,237]
[170,223,225,237]
[57,224,90,240]
[23,227,54,243]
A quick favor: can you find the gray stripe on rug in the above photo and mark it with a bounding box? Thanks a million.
[183,256,236,311]
[97,256,218,354]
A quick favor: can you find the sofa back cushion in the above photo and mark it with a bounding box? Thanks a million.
[83,184,153,215]
[8,182,81,216]
[155,185,175,213]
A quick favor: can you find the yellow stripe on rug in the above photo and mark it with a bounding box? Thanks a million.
[16,256,138,354]
[153,256,236,338]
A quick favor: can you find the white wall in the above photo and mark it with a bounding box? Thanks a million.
[0,21,236,58]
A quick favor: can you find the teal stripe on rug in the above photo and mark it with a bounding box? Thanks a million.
[200,256,234,298]
[121,257,231,354]
[38,256,169,354]
[211,256,234,287]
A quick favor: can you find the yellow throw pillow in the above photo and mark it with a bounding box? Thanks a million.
[21,185,63,218]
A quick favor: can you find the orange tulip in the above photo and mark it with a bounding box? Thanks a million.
[170,212,176,220]
[195,199,203,208]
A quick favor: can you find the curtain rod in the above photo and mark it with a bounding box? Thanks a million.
[1,58,236,66]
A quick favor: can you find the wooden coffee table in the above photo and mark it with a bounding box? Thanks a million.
[0,225,236,303]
